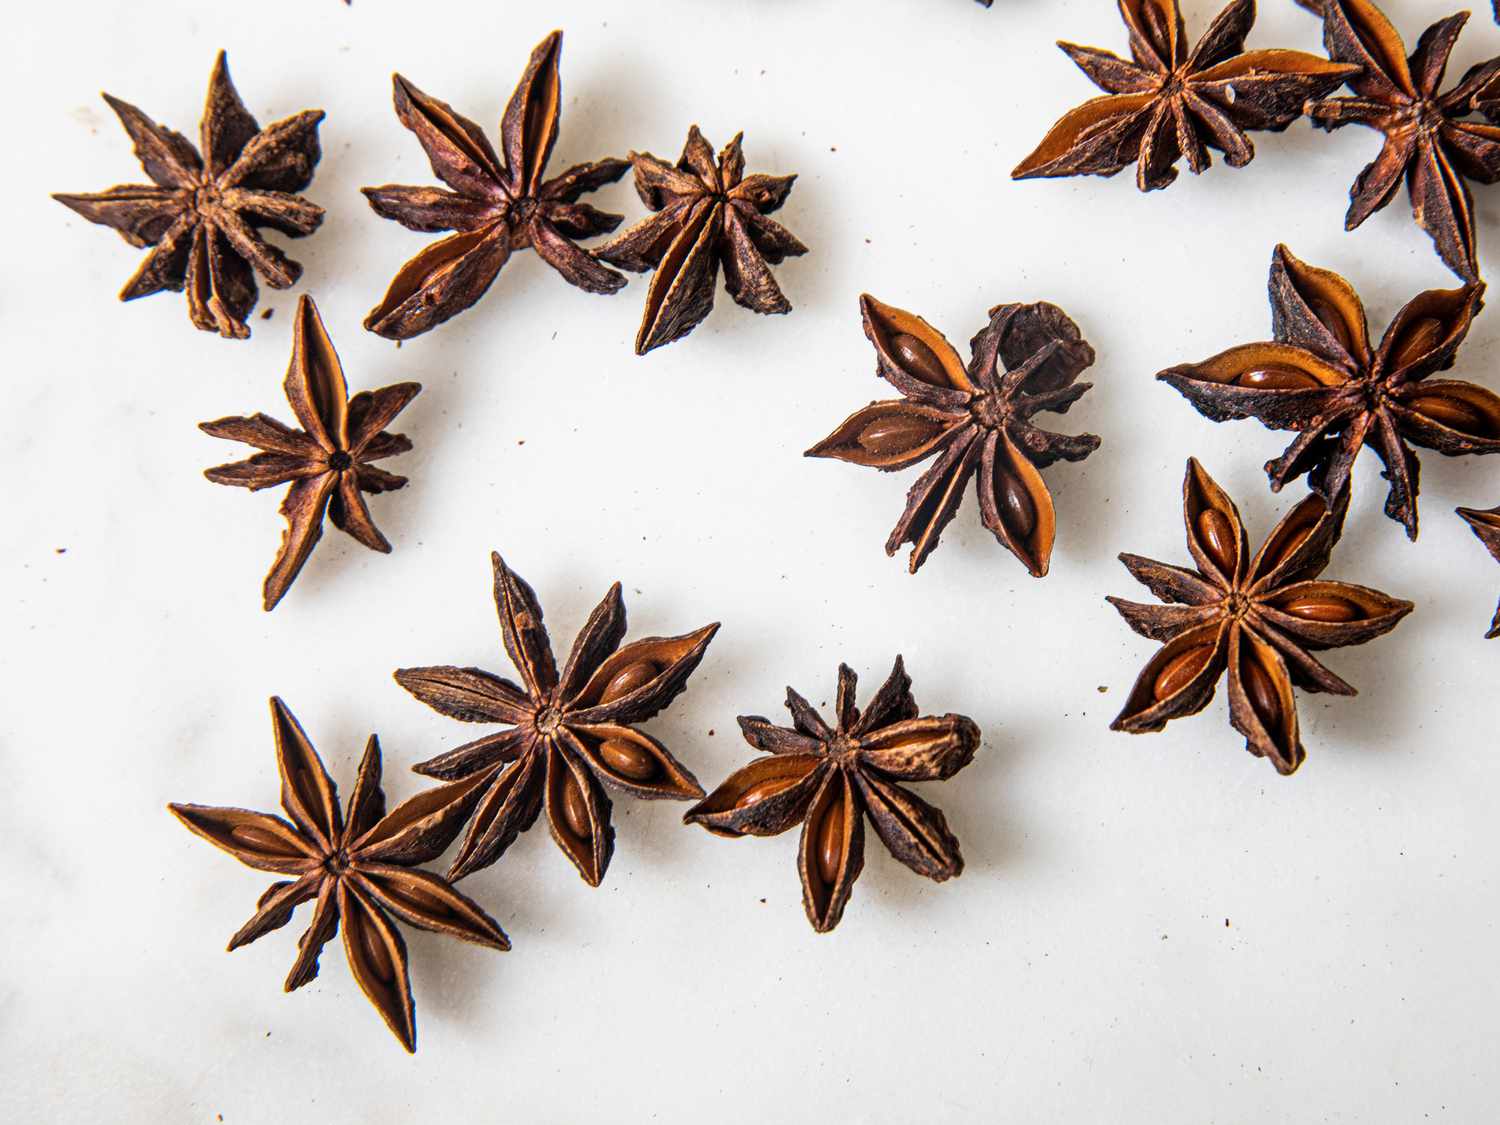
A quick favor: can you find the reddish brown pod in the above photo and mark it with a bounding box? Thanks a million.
[1457,505,1500,637]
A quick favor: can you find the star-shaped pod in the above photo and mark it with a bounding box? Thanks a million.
[201,295,420,610]
[1013,0,1357,191]
[1303,1,1500,281]
[362,31,629,340]
[593,126,808,354]
[1457,504,1500,637]
[685,657,980,933]
[1109,460,1412,775]
[1158,244,1499,539]
[395,554,718,885]
[169,698,507,1052]
[53,51,324,338]
[808,295,1099,575]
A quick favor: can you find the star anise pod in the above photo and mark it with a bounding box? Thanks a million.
[1457,504,1500,637]
[169,697,507,1053]
[1302,1,1500,282]
[53,52,324,339]
[593,126,807,355]
[684,657,979,934]
[1158,244,1500,539]
[1012,0,1357,192]
[394,554,718,884]
[807,295,1099,575]
[362,31,629,340]
[1109,459,1412,775]
[201,295,419,610]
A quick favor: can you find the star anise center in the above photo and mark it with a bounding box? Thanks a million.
[825,733,861,764]
[327,450,353,472]
[324,848,352,875]
[1224,590,1252,620]
[969,391,1011,430]
[535,704,564,735]
[192,182,223,212]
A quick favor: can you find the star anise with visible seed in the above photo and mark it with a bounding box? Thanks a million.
[53,52,324,339]
[394,554,718,885]
[1302,1,1500,282]
[201,295,419,610]
[684,657,979,934]
[1457,504,1500,637]
[169,697,507,1053]
[1012,0,1357,192]
[362,31,628,340]
[1158,244,1500,540]
[807,295,1099,575]
[593,126,807,355]
[1109,459,1412,775]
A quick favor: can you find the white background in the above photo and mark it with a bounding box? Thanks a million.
[4,0,1498,1120]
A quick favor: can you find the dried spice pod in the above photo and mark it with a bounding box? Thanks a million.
[593,126,807,354]
[1302,1,1500,282]
[53,51,324,338]
[395,554,718,885]
[808,294,1099,575]
[1109,459,1412,775]
[1456,504,1500,637]
[201,295,419,610]
[169,698,508,1053]
[362,31,629,340]
[1158,244,1499,539]
[685,657,980,933]
[1012,0,1357,192]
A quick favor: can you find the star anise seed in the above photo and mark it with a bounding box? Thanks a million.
[1457,504,1500,637]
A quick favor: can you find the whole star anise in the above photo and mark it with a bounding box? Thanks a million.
[807,295,1098,575]
[362,31,629,340]
[1302,1,1500,282]
[593,126,807,355]
[684,657,979,934]
[1109,460,1412,775]
[1012,0,1357,191]
[1457,504,1500,637]
[394,554,718,885]
[201,295,419,610]
[1158,244,1500,539]
[53,52,324,339]
[169,697,507,1053]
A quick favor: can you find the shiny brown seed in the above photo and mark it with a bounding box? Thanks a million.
[359,918,395,984]
[1280,594,1360,623]
[560,776,591,839]
[857,413,945,458]
[735,777,792,808]
[1240,656,1281,735]
[1197,509,1238,575]
[1407,392,1485,435]
[890,332,950,386]
[1257,503,1323,576]
[1153,643,1214,702]
[598,737,659,781]
[1390,317,1444,370]
[1308,298,1355,353]
[1235,366,1321,391]
[230,824,298,854]
[815,798,843,885]
[996,465,1037,539]
[600,660,659,704]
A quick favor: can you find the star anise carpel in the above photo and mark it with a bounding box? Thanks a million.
[1457,504,1500,637]
[1013,0,1357,192]
[362,31,629,340]
[807,294,1099,575]
[169,697,507,1053]
[1158,244,1499,539]
[1109,459,1412,775]
[593,125,807,354]
[54,51,324,339]
[201,294,420,610]
[684,657,980,934]
[394,554,718,885]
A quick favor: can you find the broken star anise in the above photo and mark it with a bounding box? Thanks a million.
[201,295,420,611]
[53,51,324,339]
[1456,504,1500,637]
[807,294,1099,575]
[362,31,628,340]
[684,656,980,934]
[1302,0,1500,282]
[1158,243,1500,539]
[1012,0,1357,191]
[1109,459,1412,775]
[593,126,807,355]
[394,554,718,885]
[169,697,507,1053]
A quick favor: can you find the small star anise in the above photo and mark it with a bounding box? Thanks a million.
[1303,1,1500,281]
[593,126,807,355]
[684,657,980,934]
[53,51,324,339]
[1158,243,1500,539]
[1012,0,1357,191]
[1457,504,1500,637]
[201,295,419,610]
[1109,459,1412,775]
[362,31,629,340]
[807,295,1099,575]
[395,554,718,885]
[169,697,507,1053]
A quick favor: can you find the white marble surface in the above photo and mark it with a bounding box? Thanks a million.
[4,0,1498,1120]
